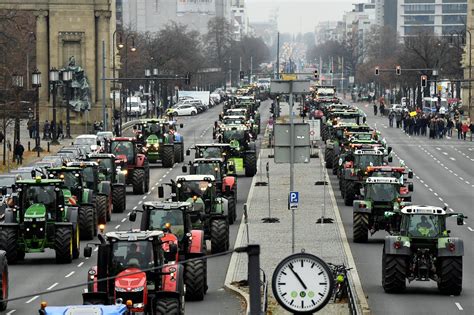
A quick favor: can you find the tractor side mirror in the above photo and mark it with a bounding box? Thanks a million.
[228,164,235,172]
[408,170,413,179]
[168,243,178,256]
[457,215,465,226]
[97,140,101,146]
[408,183,414,192]
[186,149,191,156]
[224,185,231,193]
[387,146,392,154]
[129,211,137,222]
[158,186,164,198]
[133,125,137,130]
[84,246,92,258]
[213,132,217,140]
[388,156,393,163]
[182,165,188,173]
[31,170,36,178]
[180,123,184,128]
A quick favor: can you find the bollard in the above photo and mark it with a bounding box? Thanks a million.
[47,142,50,152]
[28,141,31,151]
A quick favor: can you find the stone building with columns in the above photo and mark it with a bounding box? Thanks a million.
[0,0,115,131]
[463,0,474,121]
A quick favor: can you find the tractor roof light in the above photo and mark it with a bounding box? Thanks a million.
[35,176,42,183]
[165,222,171,229]
[40,301,48,309]
[126,300,133,308]
[99,224,105,233]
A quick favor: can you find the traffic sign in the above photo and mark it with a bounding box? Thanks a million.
[288,191,299,210]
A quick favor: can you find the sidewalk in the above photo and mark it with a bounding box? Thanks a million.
[226,103,369,314]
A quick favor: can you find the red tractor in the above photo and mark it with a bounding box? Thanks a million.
[365,165,414,201]
[83,230,185,314]
[130,201,208,301]
[108,137,150,194]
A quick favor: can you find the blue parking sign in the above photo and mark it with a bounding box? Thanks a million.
[288,191,299,210]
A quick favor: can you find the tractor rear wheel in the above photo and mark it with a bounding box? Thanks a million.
[438,257,462,295]
[55,227,73,264]
[353,212,369,243]
[96,195,108,225]
[112,185,126,213]
[325,149,333,168]
[211,219,229,254]
[79,206,95,240]
[0,252,8,311]
[244,153,257,177]
[184,259,207,301]
[156,297,181,315]
[227,196,236,225]
[132,169,146,194]
[72,225,80,259]
[344,181,356,206]
[0,229,21,264]
[174,143,183,163]
[382,252,407,293]
[162,146,175,168]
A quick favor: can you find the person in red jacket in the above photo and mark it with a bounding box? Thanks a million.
[461,122,469,140]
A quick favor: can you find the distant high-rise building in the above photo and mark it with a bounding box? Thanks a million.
[121,0,232,35]
[231,0,248,40]
[375,0,398,29]
[397,0,467,37]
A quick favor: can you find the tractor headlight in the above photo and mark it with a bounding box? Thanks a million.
[130,286,144,292]
[115,287,127,292]
[146,144,151,148]
[153,144,159,148]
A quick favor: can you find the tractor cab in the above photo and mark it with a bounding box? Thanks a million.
[66,161,100,191]
[17,179,64,222]
[188,144,232,160]
[83,230,183,313]
[47,167,84,204]
[353,149,385,169]
[173,175,216,213]
[87,153,121,182]
[109,138,138,165]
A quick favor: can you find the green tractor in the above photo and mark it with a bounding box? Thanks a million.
[382,205,466,295]
[352,176,413,243]
[182,157,237,224]
[133,119,184,166]
[47,167,97,240]
[0,178,80,263]
[215,125,257,177]
[86,153,127,214]
[159,175,230,253]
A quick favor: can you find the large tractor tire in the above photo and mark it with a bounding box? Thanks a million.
[353,212,369,243]
[344,181,356,206]
[72,225,80,259]
[184,259,207,301]
[162,146,175,168]
[144,165,150,193]
[227,196,236,225]
[325,149,334,168]
[156,297,181,315]
[132,169,146,195]
[55,227,73,264]
[0,229,21,264]
[112,185,126,213]
[174,143,183,163]
[79,206,95,240]
[96,195,108,224]
[0,252,8,312]
[438,257,463,295]
[211,219,229,254]
[382,252,407,293]
[244,153,257,177]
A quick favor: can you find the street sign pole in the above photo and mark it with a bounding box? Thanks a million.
[289,82,296,253]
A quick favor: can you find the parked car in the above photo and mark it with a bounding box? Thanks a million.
[0,174,17,219]
[167,104,198,116]
[41,155,65,167]
[190,99,207,113]
[73,134,99,153]
[126,96,143,116]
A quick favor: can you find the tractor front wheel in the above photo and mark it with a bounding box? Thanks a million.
[382,251,407,293]
[344,181,356,206]
[55,227,73,264]
[325,149,333,168]
[132,169,146,194]
[438,257,462,295]
[156,297,182,315]
[227,196,236,225]
[162,146,175,168]
[353,212,369,243]
[0,229,21,264]
[0,252,8,311]
[184,259,207,301]
[174,143,183,163]
[211,219,229,254]
[112,185,126,213]
[244,153,257,177]
[79,206,95,240]
[96,195,108,224]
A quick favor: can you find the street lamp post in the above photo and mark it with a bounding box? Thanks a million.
[11,73,24,147]
[113,30,123,133]
[62,69,73,139]
[450,30,472,120]
[153,68,160,117]
[32,69,43,152]
[123,34,136,122]
[145,69,151,118]
[49,67,60,145]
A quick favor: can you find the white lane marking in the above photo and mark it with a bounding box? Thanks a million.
[158,179,162,182]
[444,203,449,207]
[77,262,84,267]
[459,177,464,181]
[429,188,433,192]
[439,197,443,202]
[115,224,120,229]
[162,175,166,178]
[449,208,455,212]
[444,166,448,169]
[6,310,16,315]
[142,196,147,200]
[138,201,143,205]
[25,296,39,304]
[121,218,127,222]
[442,152,448,155]
[169,168,173,171]
[466,181,470,185]
[133,206,137,210]
[65,271,75,278]
[455,302,463,311]
[147,192,151,195]
[434,192,438,196]
[436,147,441,150]
[424,184,429,187]
[454,173,458,177]
[151,186,155,190]
[468,227,474,232]
[47,282,59,290]
[94,247,99,252]
[450,157,456,161]
[420,180,424,183]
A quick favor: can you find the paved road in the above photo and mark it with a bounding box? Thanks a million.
[5,101,271,314]
[332,102,474,314]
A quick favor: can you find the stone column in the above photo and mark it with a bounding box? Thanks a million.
[95,10,111,108]
[34,10,49,106]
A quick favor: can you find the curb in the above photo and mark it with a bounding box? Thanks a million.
[325,157,371,315]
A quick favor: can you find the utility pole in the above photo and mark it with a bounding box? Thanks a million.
[102,40,107,131]
[289,83,295,253]
[276,32,280,80]
[341,56,344,96]
[239,56,242,87]
[250,56,253,84]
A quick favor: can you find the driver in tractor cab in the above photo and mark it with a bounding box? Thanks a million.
[160,211,181,228]
[113,142,134,162]
[126,243,145,266]
[411,215,435,237]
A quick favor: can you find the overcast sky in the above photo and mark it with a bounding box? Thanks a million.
[246,0,354,34]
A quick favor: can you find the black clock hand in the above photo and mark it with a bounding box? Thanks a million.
[289,264,307,290]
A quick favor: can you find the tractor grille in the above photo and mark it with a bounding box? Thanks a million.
[116,291,143,305]
[24,220,46,240]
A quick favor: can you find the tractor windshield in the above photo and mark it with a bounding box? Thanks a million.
[96,159,113,180]
[223,130,245,142]
[223,118,244,125]
[24,185,56,210]
[407,214,441,238]
[111,141,134,162]
[148,209,185,239]
[142,123,162,138]
[365,184,398,202]
[198,147,223,158]
[61,172,81,189]
[194,163,220,179]
[178,180,211,199]
[111,240,154,273]
[355,154,383,169]
[81,167,95,190]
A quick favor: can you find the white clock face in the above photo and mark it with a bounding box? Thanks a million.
[273,253,333,313]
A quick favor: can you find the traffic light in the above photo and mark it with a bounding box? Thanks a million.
[239,71,244,80]
[396,65,401,76]
[375,67,380,76]
[314,70,319,80]
[420,75,427,87]
[185,72,191,85]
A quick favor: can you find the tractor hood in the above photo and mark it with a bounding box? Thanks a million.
[146,134,159,144]
[25,203,47,219]
[43,305,128,315]
[115,267,146,291]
